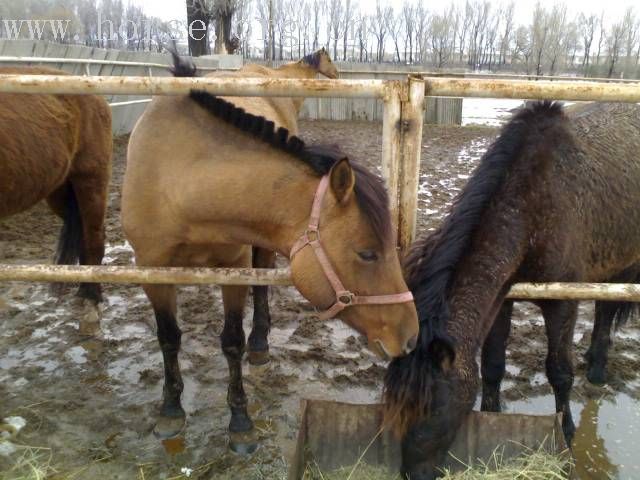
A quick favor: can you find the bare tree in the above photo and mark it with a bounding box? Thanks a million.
[544,4,568,75]
[402,2,415,62]
[387,7,404,62]
[311,0,325,51]
[595,10,606,66]
[530,2,550,75]
[414,3,429,64]
[342,0,355,61]
[456,2,472,63]
[355,13,369,62]
[606,18,626,77]
[579,13,598,72]
[622,7,639,76]
[429,7,456,68]
[467,0,491,70]
[369,0,392,62]
[499,2,514,65]
[185,0,212,56]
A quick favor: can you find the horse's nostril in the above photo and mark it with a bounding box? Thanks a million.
[405,334,418,354]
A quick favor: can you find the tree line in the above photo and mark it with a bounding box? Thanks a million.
[198,0,640,78]
[1,0,639,78]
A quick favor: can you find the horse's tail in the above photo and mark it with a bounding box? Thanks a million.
[598,265,640,329]
[54,183,83,266]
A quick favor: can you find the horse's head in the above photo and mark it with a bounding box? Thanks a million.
[302,47,339,79]
[317,47,339,78]
[289,154,418,359]
[383,334,477,479]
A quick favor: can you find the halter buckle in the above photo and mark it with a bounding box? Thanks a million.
[304,228,320,243]
[337,291,355,306]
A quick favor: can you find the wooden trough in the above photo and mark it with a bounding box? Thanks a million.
[288,400,571,479]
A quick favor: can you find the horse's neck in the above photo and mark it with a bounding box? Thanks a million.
[205,159,319,256]
[446,216,528,361]
[275,62,319,79]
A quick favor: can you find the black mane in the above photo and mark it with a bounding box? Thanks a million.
[168,48,391,247]
[301,49,322,68]
[384,101,566,430]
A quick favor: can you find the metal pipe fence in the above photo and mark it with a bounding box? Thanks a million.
[1,72,639,301]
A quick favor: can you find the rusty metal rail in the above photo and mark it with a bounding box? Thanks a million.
[0,74,639,103]
[424,77,640,102]
[1,264,640,302]
[0,74,390,99]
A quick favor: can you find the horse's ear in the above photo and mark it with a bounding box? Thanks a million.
[330,157,355,205]
[321,46,326,53]
[427,337,455,373]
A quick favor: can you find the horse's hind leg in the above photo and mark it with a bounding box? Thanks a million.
[248,247,275,365]
[144,284,186,438]
[585,301,615,385]
[69,174,108,305]
[481,300,513,412]
[541,300,578,442]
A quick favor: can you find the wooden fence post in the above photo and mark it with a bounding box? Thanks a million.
[381,80,403,230]
[397,75,426,253]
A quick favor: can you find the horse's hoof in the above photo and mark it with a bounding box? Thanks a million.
[153,414,186,439]
[77,299,102,336]
[247,349,270,366]
[229,413,254,434]
[586,367,607,385]
[229,429,259,455]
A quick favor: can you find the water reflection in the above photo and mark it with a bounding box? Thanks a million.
[572,399,618,480]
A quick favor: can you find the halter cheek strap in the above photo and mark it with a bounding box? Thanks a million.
[289,174,414,321]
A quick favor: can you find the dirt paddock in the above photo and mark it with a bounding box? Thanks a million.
[1,119,639,479]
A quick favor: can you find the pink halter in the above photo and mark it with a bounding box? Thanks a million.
[289,174,414,321]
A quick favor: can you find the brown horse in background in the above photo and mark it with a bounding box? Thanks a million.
[384,102,640,479]
[0,66,112,329]
[122,52,417,444]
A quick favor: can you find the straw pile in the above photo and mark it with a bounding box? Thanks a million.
[303,447,571,480]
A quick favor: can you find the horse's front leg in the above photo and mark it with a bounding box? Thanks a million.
[247,247,275,365]
[143,284,186,438]
[221,284,257,453]
[541,300,578,443]
[481,301,513,412]
[585,301,615,385]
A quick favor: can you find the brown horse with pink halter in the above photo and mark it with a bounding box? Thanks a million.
[121,51,418,446]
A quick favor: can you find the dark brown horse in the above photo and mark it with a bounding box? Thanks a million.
[122,53,418,441]
[384,101,640,479]
[0,66,112,328]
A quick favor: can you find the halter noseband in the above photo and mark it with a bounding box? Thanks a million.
[289,174,414,321]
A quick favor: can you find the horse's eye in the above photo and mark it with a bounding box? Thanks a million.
[357,250,379,262]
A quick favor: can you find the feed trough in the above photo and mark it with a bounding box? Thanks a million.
[288,400,572,479]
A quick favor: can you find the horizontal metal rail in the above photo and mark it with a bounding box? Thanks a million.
[424,77,640,102]
[340,68,640,84]
[0,265,292,286]
[0,55,219,71]
[0,74,389,98]
[0,74,639,103]
[1,265,640,302]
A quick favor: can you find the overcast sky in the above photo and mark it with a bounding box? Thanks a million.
[134,0,637,27]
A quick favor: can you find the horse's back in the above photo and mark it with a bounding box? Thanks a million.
[525,102,640,280]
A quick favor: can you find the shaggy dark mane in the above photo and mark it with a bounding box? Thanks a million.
[168,49,391,247]
[383,101,566,434]
[301,49,322,68]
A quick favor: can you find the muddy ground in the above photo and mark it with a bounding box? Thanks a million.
[1,120,639,480]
